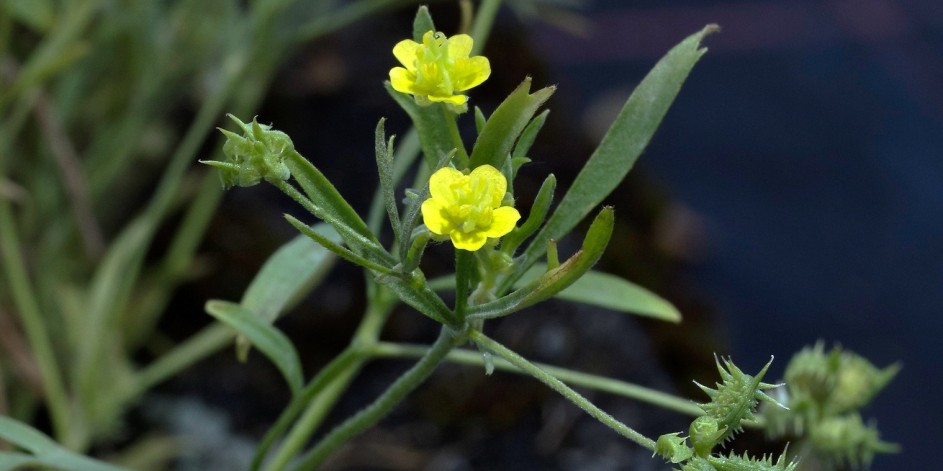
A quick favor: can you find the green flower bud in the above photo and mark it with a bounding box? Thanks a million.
[689,416,725,457]
[808,414,898,467]
[831,351,900,414]
[203,114,293,189]
[655,432,694,464]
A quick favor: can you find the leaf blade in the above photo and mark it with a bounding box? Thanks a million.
[515,267,682,322]
[515,25,716,283]
[205,300,304,396]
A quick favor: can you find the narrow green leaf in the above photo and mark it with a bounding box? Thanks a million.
[377,273,456,326]
[285,215,395,275]
[468,78,555,169]
[284,151,377,246]
[398,149,454,258]
[468,207,614,320]
[512,109,549,158]
[374,119,402,242]
[205,301,304,396]
[514,25,716,284]
[514,266,681,322]
[240,223,340,323]
[0,416,56,454]
[0,417,129,471]
[474,106,487,134]
[385,82,456,169]
[502,173,556,254]
[367,127,421,233]
[412,6,435,42]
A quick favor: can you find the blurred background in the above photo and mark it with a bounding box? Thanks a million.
[520,0,941,469]
[2,0,939,469]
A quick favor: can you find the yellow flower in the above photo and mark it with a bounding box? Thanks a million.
[390,30,491,110]
[421,165,521,251]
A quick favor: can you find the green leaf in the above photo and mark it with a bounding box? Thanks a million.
[412,6,435,42]
[512,109,549,158]
[474,106,487,134]
[285,215,394,275]
[240,223,340,323]
[514,25,717,284]
[514,266,681,322]
[385,83,457,169]
[377,273,456,326]
[284,151,391,266]
[374,119,402,242]
[0,417,129,471]
[205,300,304,396]
[501,173,555,254]
[468,207,614,320]
[468,78,555,170]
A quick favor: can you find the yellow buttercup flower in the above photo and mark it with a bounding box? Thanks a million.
[390,30,491,110]
[421,165,520,251]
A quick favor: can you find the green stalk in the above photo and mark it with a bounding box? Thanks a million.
[260,351,367,471]
[289,326,459,470]
[129,323,233,399]
[261,295,395,471]
[469,0,502,55]
[443,106,469,167]
[470,330,657,451]
[0,202,70,442]
[294,0,415,43]
[371,342,705,417]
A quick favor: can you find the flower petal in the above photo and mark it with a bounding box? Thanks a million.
[421,198,454,235]
[483,206,521,238]
[389,67,415,94]
[451,230,488,251]
[427,93,468,105]
[447,34,474,59]
[470,165,506,207]
[392,39,420,70]
[428,167,463,204]
[453,56,491,92]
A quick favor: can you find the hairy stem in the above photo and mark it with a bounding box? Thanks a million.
[289,326,459,470]
[370,341,705,417]
[470,330,657,451]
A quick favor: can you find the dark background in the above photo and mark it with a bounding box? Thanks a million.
[522,0,942,469]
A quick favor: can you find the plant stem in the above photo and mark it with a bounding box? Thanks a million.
[469,0,502,55]
[289,326,459,470]
[371,342,705,418]
[262,295,394,471]
[470,330,657,451]
[130,324,234,398]
[442,106,469,167]
[260,347,367,471]
[0,202,70,443]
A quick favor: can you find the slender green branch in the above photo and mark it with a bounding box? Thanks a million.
[260,347,368,471]
[289,326,459,470]
[294,0,415,43]
[370,341,705,417]
[0,203,70,442]
[261,295,395,471]
[270,177,390,264]
[469,0,502,55]
[470,330,657,451]
[130,323,234,398]
[442,106,469,167]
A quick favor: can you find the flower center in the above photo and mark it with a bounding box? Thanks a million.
[446,174,495,233]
